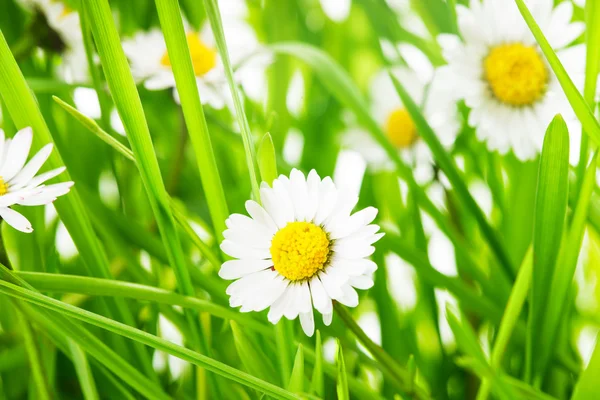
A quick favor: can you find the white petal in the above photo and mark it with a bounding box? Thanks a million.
[24,167,66,188]
[268,285,294,324]
[8,143,53,188]
[309,276,332,314]
[297,280,312,313]
[299,311,315,337]
[337,284,359,307]
[223,228,271,249]
[349,275,374,290]
[289,169,309,221]
[219,259,272,280]
[318,270,344,300]
[329,207,378,239]
[0,127,33,181]
[220,240,271,260]
[283,283,302,320]
[322,312,333,326]
[0,129,5,170]
[245,200,278,234]
[0,207,33,233]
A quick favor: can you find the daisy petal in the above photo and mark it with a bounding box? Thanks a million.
[0,207,33,233]
[0,127,33,181]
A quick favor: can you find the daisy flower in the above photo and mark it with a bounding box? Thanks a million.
[437,0,585,162]
[344,46,460,182]
[219,169,383,336]
[0,127,74,233]
[122,2,270,109]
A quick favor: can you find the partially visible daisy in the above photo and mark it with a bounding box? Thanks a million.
[344,47,460,182]
[0,127,73,233]
[437,0,585,162]
[319,0,351,22]
[122,3,270,109]
[219,169,383,336]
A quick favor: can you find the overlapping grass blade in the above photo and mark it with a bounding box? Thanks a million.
[154,0,229,237]
[204,0,261,200]
[388,71,514,280]
[535,153,598,382]
[571,336,600,400]
[17,310,51,400]
[68,340,99,400]
[514,0,600,145]
[310,330,324,397]
[336,340,349,400]
[287,345,304,393]
[0,279,301,400]
[230,321,279,384]
[0,27,155,379]
[526,115,570,382]
[258,133,278,185]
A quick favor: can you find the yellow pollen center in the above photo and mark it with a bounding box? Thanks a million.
[385,108,418,149]
[160,33,217,77]
[270,222,330,281]
[484,43,548,106]
[0,177,7,196]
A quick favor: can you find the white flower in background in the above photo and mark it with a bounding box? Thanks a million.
[344,45,460,183]
[122,3,270,109]
[319,0,351,22]
[0,127,73,233]
[572,0,584,8]
[220,169,383,336]
[438,0,585,162]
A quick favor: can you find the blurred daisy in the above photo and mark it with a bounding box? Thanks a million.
[344,48,460,182]
[122,4,270,109]
[319,0,351,22]
[0,127,73,233]
[219,169,383,336]
[437,0,585,161]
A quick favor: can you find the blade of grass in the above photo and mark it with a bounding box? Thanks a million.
[526,115,570,382]
[388,71,514,280]
[16,272,270,335]
[258,133,278,185]
[335,340,349,400]
[68,340,99,400]
[0,27,155,379]
[17,309,51,400]
[203,0,261,201]
[476,247,533,400]
[572,335,600,400]
[535,153,598,383]
[230,321,279,384]
[154,0,229,237]
[310,330,324,397]
[0,279,302,400]
[514,0,600,145]
[288,345,304,393]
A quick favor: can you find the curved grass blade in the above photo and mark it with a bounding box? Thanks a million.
[288,345,304,393]
[572,336,600,400]
[526,115,570,382]
[514,0,600,145]
[17,310,51,400]
[0,280,302,400]
[258,133,278,185]
[388,71,514,280]
[335,340,349,400]
[310,331,324,397]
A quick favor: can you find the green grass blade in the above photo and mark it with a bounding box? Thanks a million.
[388,71,514,280]
[476,247,533,400]
[230,321,279,384]
[514,0,600,145]
[335,340,349,400]
[17,272,269,335]
[17,309,51,400]
[68,340,99,400]
[204,0,261,201]
[258,133,278,185]
[527,115,570,381]
[287,345,304,393]
[536,153,598,382]
[309,330,324,397]
[154,0,229,237]
[0,27,155,380]
[0,280,301,400]
[572,336,600,400]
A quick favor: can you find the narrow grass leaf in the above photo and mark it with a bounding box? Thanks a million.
[154,0,229,237]
[572,336,600,400]
[258,133,278,185]
[230,321,279,384]
[514,0,600,145]
[310,330,324,397]
[68,340,99,400]
[287,345,304,393]
[335,340,349,400]
[536,153,598,382]
[527,115,570,381]
[17,310,51,400]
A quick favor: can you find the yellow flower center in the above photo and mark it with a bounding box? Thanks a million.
[160,33,217,77]
[385,108,418,149]
[484,43,548,106]
[270,222,330,281]
[0,177,7,196]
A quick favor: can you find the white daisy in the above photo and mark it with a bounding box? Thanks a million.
[0,127,73,233]
[344,47,460,182]
[219,169,383,336]
[437,0,585,162]
[122,4,270,109]
[319,0,352,23]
